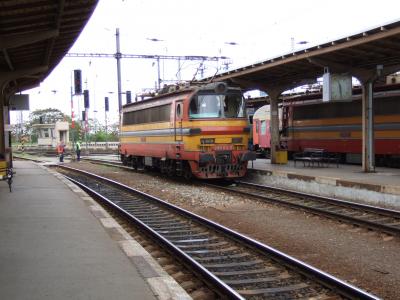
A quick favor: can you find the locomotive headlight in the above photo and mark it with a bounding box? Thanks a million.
[214,82,227,93]
[201,138,215,144]
[232,137,243,144]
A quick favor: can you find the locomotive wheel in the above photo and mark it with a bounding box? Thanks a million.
[167,166,175,177]
[183,171,192,180]
[160,161,166,174]
[182,162,192,180]
[166,160,175,177]
[131,157,137,170]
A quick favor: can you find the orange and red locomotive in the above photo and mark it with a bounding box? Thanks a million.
[119,82,256,178]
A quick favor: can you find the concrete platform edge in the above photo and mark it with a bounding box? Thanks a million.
[250,168,400,197]
[40,164,192,300]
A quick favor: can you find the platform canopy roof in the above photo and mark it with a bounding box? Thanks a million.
[0,0,98,96]
[198,20,400,93]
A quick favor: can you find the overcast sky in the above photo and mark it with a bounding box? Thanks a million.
[12,0,400,125]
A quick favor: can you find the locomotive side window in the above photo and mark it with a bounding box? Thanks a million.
[123,104,171,125]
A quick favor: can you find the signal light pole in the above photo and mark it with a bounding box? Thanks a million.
[105,96,109,149]
[115,28,123,119]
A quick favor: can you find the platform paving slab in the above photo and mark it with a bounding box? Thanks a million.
[0,161,190,300]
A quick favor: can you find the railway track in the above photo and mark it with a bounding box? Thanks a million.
[13,155,44,163]
[56,165,377,300]
[209,181,400,236]
[83,157,400,237]
[82,157,123,166]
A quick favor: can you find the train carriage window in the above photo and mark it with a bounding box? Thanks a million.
[375,97,400,115]
[261,121,267,135]
[293,101,361,120]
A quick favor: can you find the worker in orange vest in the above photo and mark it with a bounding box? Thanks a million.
[57,142,65,162]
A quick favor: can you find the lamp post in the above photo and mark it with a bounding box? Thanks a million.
[219,41,238,71]
[291,38,309,52]
[147,38,165,90]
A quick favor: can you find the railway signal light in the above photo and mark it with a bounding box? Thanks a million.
[74,69,82,95]
[84,90,89,108]
[82,110,86,120]
[126,91,131,104]
[105,97,109,112]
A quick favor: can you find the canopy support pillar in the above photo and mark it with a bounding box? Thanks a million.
[268,91,281,164]
[361,81,375,172]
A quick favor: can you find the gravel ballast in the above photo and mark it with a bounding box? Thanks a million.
[65,162,400,299]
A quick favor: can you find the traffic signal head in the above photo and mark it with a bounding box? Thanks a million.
[84,90,89,108]
[74,69,82,95]
[105,97,109,112]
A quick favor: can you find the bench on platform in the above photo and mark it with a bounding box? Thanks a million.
[293,148,339,167]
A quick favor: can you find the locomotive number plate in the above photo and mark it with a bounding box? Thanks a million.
[214,145,233,151]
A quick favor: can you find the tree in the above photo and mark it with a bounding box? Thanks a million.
[90,130,108,142]
[108,122,120,141]
[22,108,80,143]
[29,108,66,125]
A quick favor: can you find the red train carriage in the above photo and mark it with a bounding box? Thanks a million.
[119,82,256,179]
[280,86,400,166]
[252,105,271,157]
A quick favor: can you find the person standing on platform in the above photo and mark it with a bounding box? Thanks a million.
[76,141,81,161]
[57,142,65,162]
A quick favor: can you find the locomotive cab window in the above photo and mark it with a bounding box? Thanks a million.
[189,93,245,119]
[223,93,245,118]
[189,94,221,118]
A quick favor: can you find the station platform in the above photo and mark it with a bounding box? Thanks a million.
[0,161,190,300]
[248,159,400,208]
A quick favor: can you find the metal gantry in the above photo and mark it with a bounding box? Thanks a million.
[66,28,229,132]
[66,28,228,118]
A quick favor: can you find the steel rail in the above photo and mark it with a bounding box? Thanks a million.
[13,155,45,163]
[61,166,243,300]
[57,165,378,300]
[82,157,122,165]
[81,158,400,236]
[239,181,400,217]
[208,180,400,236]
